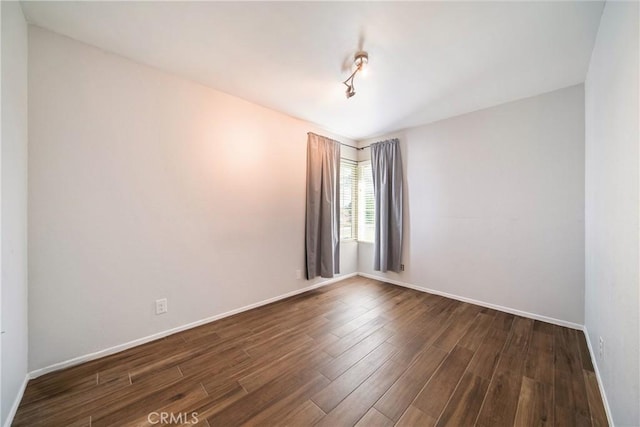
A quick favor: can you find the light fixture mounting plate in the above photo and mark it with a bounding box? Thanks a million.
[354,51,368,67]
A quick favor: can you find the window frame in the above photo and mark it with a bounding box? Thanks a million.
[357,160,375,243]
[339,158,358,242]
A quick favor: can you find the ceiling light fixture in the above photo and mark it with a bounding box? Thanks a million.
[342,51,368,99]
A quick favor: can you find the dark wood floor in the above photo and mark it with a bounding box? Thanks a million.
[14,276,608,426]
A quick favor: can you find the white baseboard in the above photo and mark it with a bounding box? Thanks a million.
[3,374,29,427]
[26,271,590,393]
[357,272,583,330]
[582,327,615,426]
[17,271,608,427]
[28,273,356,379]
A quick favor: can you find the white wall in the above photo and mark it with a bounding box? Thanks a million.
[1,1,29,424]
[358,85,585,325]
[585,2,639,425]
[28,26,357,371]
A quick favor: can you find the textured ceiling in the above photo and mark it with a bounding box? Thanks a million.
[21,1,604,140]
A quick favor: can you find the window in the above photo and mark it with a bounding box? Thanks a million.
[339,159,375,242]
[358,161,375,242]
[340,159,358,240]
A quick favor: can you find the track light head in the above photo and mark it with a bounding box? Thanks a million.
[346,86,356,98]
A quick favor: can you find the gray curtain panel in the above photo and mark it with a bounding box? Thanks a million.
[305,133,341,279]
[371,138,403,272]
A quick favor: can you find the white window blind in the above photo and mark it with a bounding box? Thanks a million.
[340,159,358,241]
[358,161,375,242]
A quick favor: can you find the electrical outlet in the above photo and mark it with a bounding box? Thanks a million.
[155,298,168,315]
[296,269,302,280]
[400,264,405,271]
[599,336,604,360]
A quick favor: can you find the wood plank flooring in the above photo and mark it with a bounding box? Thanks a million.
[13,276,608,426]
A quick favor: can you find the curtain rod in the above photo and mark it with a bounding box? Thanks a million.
[307,132,371,151]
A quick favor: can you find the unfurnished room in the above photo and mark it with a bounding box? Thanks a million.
[1,1,638,426]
